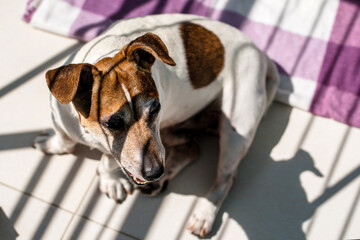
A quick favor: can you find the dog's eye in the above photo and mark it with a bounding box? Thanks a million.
[102,114,124,131]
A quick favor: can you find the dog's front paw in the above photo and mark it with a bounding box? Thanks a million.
[98,172,134,203]
[187,198,217,237]
[33,131,75,155]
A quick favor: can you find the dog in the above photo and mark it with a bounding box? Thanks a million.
[33,14,279,237]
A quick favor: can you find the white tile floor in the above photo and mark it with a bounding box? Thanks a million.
[0,1,359,239]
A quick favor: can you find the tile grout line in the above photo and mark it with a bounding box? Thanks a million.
[71,204,142,240]
[0,175,139,239]
[59,174,97,240]
[0,181,73,214]
[57,174,140,240]
[72,214,141,240]
[0,172,141,239]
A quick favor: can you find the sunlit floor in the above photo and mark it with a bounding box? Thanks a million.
[1,1,360,239]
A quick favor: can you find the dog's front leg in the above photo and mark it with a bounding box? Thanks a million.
[97,154,134,203]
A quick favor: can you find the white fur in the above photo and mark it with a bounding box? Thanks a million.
[35,14,280,237]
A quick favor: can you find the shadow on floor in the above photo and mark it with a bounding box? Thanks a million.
[0,207,18,240]
[0,129,51,151]
[0,43,82,99]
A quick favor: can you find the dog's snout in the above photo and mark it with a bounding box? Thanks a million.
[141,138,165,181]
[142,160,164,181]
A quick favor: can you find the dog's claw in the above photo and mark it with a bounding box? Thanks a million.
[187,218,210,237]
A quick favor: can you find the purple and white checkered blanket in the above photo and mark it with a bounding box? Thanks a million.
[24,0,360,128]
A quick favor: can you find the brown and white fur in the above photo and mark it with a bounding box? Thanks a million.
[33,14,280,237]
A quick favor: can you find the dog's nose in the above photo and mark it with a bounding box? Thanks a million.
[142,163,164,181]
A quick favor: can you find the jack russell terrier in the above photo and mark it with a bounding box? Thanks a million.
[33,14,279,237]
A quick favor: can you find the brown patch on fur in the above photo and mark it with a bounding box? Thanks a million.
[96,57,129,119]
[180,22,225,89]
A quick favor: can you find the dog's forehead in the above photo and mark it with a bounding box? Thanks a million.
[95,56,159,120]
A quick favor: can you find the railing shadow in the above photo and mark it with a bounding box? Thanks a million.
[0,207,18,240]
[6,143,102,231]
[9,154,53,224]
[30,155,86,240]
[0,43,82,99]
[0,129,51,151]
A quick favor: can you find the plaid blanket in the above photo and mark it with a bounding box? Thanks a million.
[24,0,360,128]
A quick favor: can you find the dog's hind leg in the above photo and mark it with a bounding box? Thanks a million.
[33,113,77,154]
[187,44,279,237]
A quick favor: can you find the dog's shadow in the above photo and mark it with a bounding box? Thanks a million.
[107,102,322,239]
[170,102,322,239]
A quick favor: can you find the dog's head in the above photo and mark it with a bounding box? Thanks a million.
[45,33,176,185]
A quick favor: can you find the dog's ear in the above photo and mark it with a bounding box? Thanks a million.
[45,63,100,118]
[126,33,176,69]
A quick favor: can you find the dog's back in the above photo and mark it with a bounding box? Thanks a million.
[71,14,259,127]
